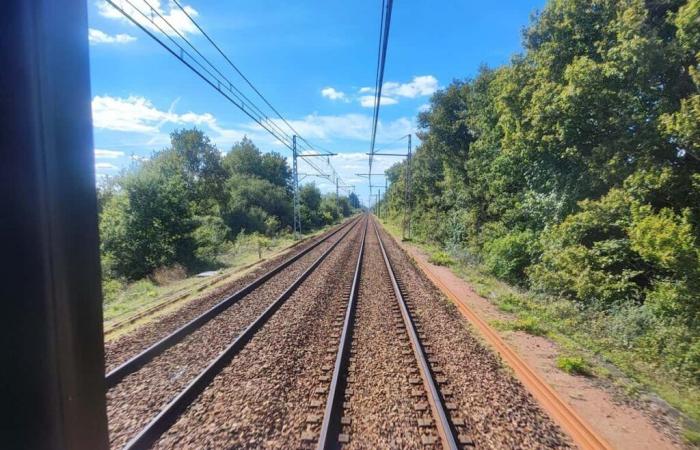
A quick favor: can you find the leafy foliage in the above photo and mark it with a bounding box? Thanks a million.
[99,130,356,281]
[382,0,700,384]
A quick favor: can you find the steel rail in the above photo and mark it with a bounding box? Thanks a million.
[122,216,365,450]
[316,217,368,450]
[106,216,361,388]
[373,220,459,450]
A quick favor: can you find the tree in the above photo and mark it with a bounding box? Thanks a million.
[100,158,195,280]
[168,128,226,209]
[223,174,292,235]
[222,137,291,189]
[348,192,361,209]
[299,183,322,229]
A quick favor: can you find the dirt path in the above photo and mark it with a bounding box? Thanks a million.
[396,240,682,450]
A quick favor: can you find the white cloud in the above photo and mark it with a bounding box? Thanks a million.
[89,28,136,44]
[95,162,118,170]
[95,149,125,158]
[359,95,398,108]
[98,0,200,37]
[383,75,438,98]
[321,87,347,101]
[92,95,247,152]
[357,75,438,104]
[418,103,431,112]
[259,113,412,143]
[92,95,171,132]
[92,95,219,133]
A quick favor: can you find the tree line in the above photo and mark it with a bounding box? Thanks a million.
[383,0,699,382]
[98,130,359,280]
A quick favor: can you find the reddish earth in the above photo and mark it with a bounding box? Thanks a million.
[398,241,683,450]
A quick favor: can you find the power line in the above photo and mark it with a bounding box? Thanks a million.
[171,0,311,148]
[141,0,295,145]
[368,0,394,208]
[105,0,294,150]
[105,0,352,191]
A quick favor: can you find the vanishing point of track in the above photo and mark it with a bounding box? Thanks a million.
[107,214,581,449]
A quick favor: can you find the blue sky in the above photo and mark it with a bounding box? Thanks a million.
[88,0,544,202]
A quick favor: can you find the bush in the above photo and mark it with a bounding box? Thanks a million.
[429,251,454,266]
[151,264,187,285]
[556,356,592,376]
[102,278,124,305]
[192,215,230,264]
[528,189,644,308]
[507,317,547,336]
[483,229,536,285]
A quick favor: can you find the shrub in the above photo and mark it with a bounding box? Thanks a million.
[429,251,454,266]
[192,215,230,264]
[528,189,645,308]
[102,278,124,305]
[483,229,536,285]
[629,207,699,279]
[151,264,187,285]
[556,355,592,376]
[508,317,547,336]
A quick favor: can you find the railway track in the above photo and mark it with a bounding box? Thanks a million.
[108,214,575,449]
[309,218,470,449]
[107,216,364,449]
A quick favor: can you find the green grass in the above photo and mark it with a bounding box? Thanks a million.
[379,216,700,439]
[683,428,700,446]
[102,226,332,327]
[493,316,548,336]
[556,355,592,376]
[428,250,454,266]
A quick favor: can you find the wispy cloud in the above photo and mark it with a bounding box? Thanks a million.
[92,95,218,133]
[357,75,439,106]
[95,148,125,159]
[383,75,438,98]
[320,87,347,101]
[95,162,118,170]
[98,0,200,37]
[89,28,136,45]
[359,95,398,108]
[259,113,413,143]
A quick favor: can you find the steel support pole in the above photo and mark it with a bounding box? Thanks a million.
[1,2,109,448]
[293,135,301,238]
[406,134,412,240]
[384,177,388,219]
[336,178,339,221]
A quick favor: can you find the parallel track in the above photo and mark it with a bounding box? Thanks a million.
[106,216,361,388]
[122,217,363,449]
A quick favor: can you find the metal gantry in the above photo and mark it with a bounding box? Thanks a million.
[292,136,357,237]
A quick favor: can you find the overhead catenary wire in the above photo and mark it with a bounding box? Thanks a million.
[105,0,293,150]
[104,0,352,193]
[171,0,315,152]
[140,0,296,146]
[367,0,394,208]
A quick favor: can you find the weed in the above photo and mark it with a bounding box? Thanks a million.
[508,317,548,336]
[556,355,592,376]
[429,250,454,266]
[682,427,700,446]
